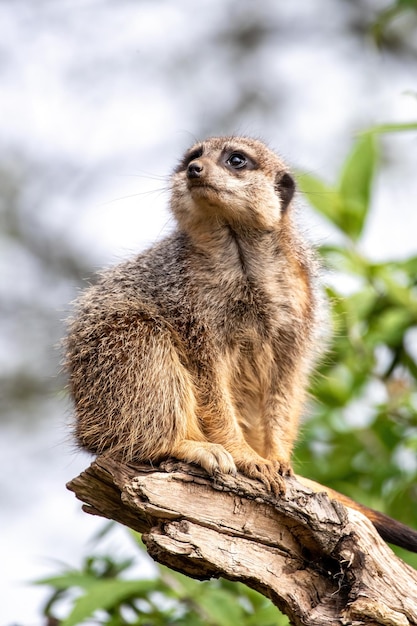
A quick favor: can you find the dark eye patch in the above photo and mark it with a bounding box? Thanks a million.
[186,147,203,163]
[175,146,204,172]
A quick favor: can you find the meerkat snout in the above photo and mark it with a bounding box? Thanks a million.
[187,161,203,179]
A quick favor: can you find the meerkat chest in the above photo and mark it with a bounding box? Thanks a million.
[182,233,308,369]
[220,254,296,337]
[200,271,293,367]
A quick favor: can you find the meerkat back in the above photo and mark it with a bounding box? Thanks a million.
[66,136,318,494]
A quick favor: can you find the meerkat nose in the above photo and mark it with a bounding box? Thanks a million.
[187,162,203,179]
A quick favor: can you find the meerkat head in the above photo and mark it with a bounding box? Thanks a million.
[170,136,295,234]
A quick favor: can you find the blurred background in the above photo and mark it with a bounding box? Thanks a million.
[1,1,417,624]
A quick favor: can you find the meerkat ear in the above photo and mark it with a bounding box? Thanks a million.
[275,172,295,211]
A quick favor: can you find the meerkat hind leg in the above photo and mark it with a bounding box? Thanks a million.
[123,321,237,476]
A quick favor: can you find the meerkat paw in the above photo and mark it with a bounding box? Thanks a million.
[275,458,293,477]
[235,457,286,495]
[170,440,237,476]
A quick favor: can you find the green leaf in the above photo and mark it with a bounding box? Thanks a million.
[160,566,203,598]
[314,363,355,407]
[370,264,417,314]
[319,244,369,276]
[338,133,378,240]
[365,121,417,134]
[246,601,288,625]
[296,172,342,229]
[368,307,413,346]
[345,287,378,321]
[35,572,101,591]
[297,134,378,241]
[61,579,157,626]
[397,254,417,275]
[196,589,245,626]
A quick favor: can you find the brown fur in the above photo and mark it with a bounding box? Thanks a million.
[66,136,317,494]
[66,136,417,551]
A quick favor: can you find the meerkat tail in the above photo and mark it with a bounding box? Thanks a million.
[296,475,417,553]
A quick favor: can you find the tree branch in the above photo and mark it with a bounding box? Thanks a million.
[67,457,417,626]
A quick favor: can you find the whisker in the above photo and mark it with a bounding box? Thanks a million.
[115,171,170,183]
[155,215,176,239]
[99,186,170,207]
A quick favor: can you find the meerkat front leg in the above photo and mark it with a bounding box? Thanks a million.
[261,385,305,476]
[199,374,287,494]
[135,328,238,477]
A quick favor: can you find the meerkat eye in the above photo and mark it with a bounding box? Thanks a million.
[227,153,247,169]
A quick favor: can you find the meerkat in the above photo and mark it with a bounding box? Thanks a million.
[66,135,417,552]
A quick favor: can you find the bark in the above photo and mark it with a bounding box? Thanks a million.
[67,456,417,626]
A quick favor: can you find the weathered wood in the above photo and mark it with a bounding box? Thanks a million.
[67,457,417,626]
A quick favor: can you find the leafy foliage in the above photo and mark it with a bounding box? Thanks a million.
[37,121,417,623]
[37,540,286,626]
[298,133,378,241]
[296,122,417,571]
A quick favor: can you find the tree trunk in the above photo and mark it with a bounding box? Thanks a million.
[67,457,417,626]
